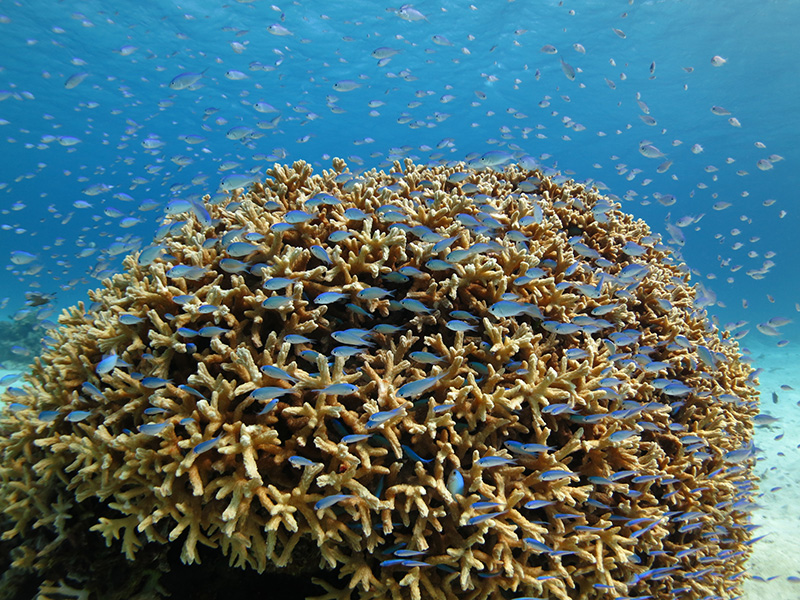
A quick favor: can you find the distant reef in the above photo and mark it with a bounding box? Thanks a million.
[0,313,46,367]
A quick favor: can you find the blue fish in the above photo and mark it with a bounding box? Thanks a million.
[263,277,295,290]
[541,403,575,415]
[476,456,516,468]
[397,374,442,398]
[588,476,614,485]
[383,271,409,284]
[523,538,553,553]
[81,381,105,400]
[331,329,373,346]
[371,324,404,334]
[169,70,206,90]
[426,259,453,271]
[432,237,457,252]
[576,525,608,532]
[310,245,332,264]
[345,303,371,317]
[0,373,21,385]
[119,314,145,325]
[450,310,478,321]
[400,298,432,313]
[331,346,366,358]
[631,474,661,483]
[167,265,208,280]
[344,207,367,221]
[37,410,59,422]
[379,559,406,567]
[446,320,476,332]
[397,560,431,568]
[538,470,577,481]
[315,383,358,395]
[394,549,427,557]
[260,365,298,382]
[307,192,340,208]
[591,304,620,316]
[505,441,553,456]
[192,435,221,454]
[608,430,639,442]
[487,300,543,319]
[471,501,502,510]
[366,407,405,429]
[141,377,171,389]
[554,511,585,520]
[300,350,325,364]
[288,456,319,468]
[402,445,432,463]
[446,470,465,496]
[219,258,249,274]
[523,499,555,510]
[96,353,118,375]
[262,296,294,310]
[328,231,353,242]
[284,210,314,224]
[643,360,670,373]
[226,241,259,257]
[271,222,294,233]
[696,345,718,369]
[257,398,279,415]
[66,410,91,422]
[542,321,581,335]
[139,422,169,435]
[398,266,424,278]
[198,326,229,337]
[357,286,392,300]
[9,250,37,265]
[466,511,506,526]
[381,211,406,223]
[626,517,656,527]
[409,351,444,364]
[662,381,693,397]
[178,385,205,399]
[446,249,474,263]
[284,334,312,344]
[251,387,294,400]
[314,494,355,510]
[341,433,372,444]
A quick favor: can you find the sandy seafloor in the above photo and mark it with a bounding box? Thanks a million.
[1,342,798,599]
[740,342,800,600]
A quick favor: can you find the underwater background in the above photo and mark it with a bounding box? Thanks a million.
[0,0,798,597]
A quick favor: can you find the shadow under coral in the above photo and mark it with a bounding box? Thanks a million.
[0,500,331,600]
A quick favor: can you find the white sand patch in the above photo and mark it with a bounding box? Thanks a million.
[743,343,800,599]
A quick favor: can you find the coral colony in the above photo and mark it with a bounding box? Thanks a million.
[0,159,758,600]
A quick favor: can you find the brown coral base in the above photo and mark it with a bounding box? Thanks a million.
[0,527,333,600]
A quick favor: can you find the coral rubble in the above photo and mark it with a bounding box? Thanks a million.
[0,159,758,600]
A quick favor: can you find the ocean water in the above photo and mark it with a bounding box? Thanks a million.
[0,0,798,598]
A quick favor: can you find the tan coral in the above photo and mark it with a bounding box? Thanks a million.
[0,158,757,599]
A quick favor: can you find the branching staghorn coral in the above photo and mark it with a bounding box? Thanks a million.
[0,158,758,600]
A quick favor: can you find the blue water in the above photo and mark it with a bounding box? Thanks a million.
[0,0,798,593]
[1,0,798,347]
